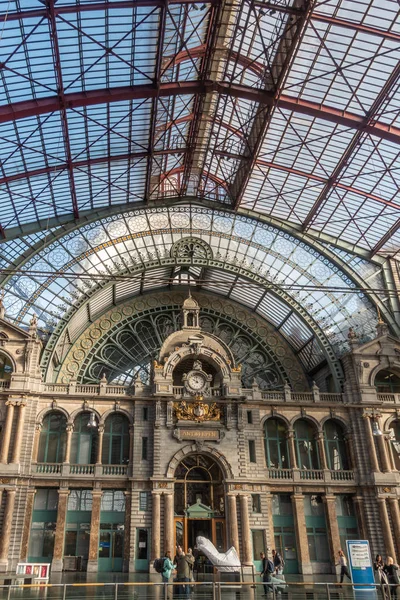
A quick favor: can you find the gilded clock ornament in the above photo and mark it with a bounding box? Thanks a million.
[174,400,222,422]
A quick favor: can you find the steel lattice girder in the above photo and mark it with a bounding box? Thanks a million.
[1,81,400,145]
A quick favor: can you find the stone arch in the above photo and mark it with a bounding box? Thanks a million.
[100,407,133,426]
[36,406,70,425]
[166,444,234,480]
[320,414,351,434]
[69,407,102,424]
[0,349,16,373]
[290,413,321,432]
[383,414,400,431]
[261,413,291,430]
[369,363,400,388]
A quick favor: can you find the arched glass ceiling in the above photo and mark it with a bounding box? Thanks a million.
[0,0,399,255]
[0,206,391,378]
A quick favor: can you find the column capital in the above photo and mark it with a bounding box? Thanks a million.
[57,488,70,496]
[91,490,103,498]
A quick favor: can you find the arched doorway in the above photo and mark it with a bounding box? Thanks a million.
[173,454,225,554]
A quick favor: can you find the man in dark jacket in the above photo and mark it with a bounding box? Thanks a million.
[272,549,284,575]
[260,552,274,595]
[176,550,195,598]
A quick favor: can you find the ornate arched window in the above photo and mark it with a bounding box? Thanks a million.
[38,412,67,463]
[174,455,224,516]
[0,351,13,380]
[70,413,98,464]
[323,420,349,470]
[102,414,130,465]
[375,370,400,394]
[264,418,289,468]
[389,421,400,470]
[294,420,320,470]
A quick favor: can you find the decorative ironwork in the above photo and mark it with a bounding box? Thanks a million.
[174,400,222,423]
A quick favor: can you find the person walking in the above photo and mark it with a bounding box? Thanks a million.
[384,557,399,599]
[337,550,351,584]
[176,549,195,598]
[161,551,176,600]
[272,549,284,575]
[260,551,274,595]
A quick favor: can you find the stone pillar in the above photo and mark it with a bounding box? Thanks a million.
[353,495,367,541]
[265,492,275,551]
[323,494,342,572]
[344,432,356,471]
[151,492,161,560]
[96,425,104,465]
[291,493,312,574]
[87,490,102,572]
[364,417,380,472]
[376,431,391,473]
[377,497,396,559]
[0,402,14,464]
[51,488,69,572]
[11,402,26,464]
[388,498,400,562]
[0,489,16,571]
[164,493,174,557]
[31,423,42,463]
[123,491,131,572]
[227,494,239,557]
[316,431,328,470]
[287,429,297,469]
[64,424,73,463]
[20,489,36,561]
[129,425,134,471]
[239,495,253,565]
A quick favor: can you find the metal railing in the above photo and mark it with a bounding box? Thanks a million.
[0,580,393,600]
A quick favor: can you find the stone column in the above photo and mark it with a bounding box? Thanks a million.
[96,424,104,465]
[376,431,391,473]
[0,489,16,571]
[291,493,312,574]
[287,429,297,469]
[364,417,380,472]
[64,424,73,463]
[227,494,239,557]
[151,492,161,560]
[31,423,42,463]
[20,489,36,561]
[239,495,253,565]
[344,432,356,471]
[265,492,275,551]
[129,425,134,474]
[316,431,328,470]
[353,495,367,541]
[123,491,131,572]
[164,493,174,557]
[388,498,400,562]
[323,494,341,572]
[377,497,396,559]
[51,488,69,572]
[0,402,14,464]
[11,402,26,464]
[87,490,102,572]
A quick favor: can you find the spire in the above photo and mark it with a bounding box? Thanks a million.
[0,291,4,320]
[376,307,389,337]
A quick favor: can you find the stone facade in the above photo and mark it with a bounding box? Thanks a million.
[0,296,398,576]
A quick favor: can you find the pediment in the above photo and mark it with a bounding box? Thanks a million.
[351,334,400,358]
[0,318,32,341]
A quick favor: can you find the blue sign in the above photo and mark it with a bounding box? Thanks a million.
[346,540,375,592]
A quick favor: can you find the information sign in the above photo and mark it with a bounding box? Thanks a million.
[346,540,375,592]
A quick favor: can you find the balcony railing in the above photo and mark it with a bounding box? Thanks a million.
[35,463,62,474]
[172,386,221,398]
[0,379,10,389]
[69,464,94,475]
[102,465,128,476]
[377,393,400,404]
[266,468,355,483]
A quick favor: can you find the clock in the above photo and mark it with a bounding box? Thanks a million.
[184,370,208,395]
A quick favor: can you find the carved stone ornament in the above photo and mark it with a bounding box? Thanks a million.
[174,400,222,422]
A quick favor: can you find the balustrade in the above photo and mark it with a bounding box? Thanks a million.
[102,465,128,476]
[35,463,62,474]
[69,464,94,475]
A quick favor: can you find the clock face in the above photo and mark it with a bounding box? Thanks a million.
[187,372,206,391]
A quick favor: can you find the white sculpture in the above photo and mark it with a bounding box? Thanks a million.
[196,536,241,572]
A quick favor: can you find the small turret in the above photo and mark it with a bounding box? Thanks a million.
[182,290,200,329]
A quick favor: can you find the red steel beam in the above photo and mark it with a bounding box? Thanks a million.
[2,81,400,144]
[3,1,399,42]
[371,218,400,255]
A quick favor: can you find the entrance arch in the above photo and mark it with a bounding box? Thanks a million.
[171,452,229,555]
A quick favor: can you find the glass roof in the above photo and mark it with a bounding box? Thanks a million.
[0,0,399,255]
[0,206,391,382]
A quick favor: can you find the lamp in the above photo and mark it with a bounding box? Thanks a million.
[87,411,97,429]
[372,420,383,436]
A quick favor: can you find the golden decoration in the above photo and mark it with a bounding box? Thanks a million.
[158,482,168,489]
[174,400,222,422]
[153,359,163,370]
[232,364,242,372]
